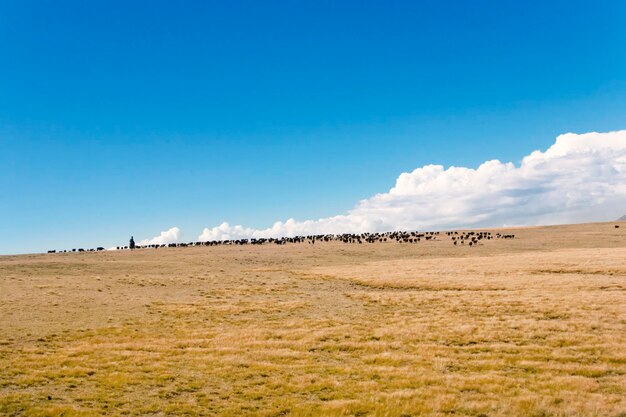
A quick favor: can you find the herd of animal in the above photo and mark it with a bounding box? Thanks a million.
[46,230,516,254]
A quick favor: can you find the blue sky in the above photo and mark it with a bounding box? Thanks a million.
[1,1,626,254]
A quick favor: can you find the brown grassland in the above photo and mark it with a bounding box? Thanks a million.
[1,222,625,416]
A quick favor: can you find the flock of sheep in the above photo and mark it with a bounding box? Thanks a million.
[46,230,516,254]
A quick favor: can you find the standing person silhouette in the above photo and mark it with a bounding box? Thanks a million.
[129,236,136,251]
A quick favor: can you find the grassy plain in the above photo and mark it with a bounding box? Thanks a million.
[1,222,625,416]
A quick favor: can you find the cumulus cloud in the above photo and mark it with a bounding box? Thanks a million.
[198,130,626,241]
[139,227,181,245]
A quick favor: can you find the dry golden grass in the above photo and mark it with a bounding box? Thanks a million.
[1,221,625,416]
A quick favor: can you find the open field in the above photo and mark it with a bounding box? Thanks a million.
[1,222,625,416]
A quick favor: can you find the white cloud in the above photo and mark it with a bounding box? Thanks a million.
[139,227,181,245]
[198,130,626,241]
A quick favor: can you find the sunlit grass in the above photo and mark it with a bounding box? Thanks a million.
[1,222,625,416]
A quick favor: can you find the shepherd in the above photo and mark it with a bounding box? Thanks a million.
[130,236,136,250]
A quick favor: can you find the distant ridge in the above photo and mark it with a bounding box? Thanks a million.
[618,215,626,221]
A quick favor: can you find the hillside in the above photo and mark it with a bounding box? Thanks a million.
[1,221,624,416]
